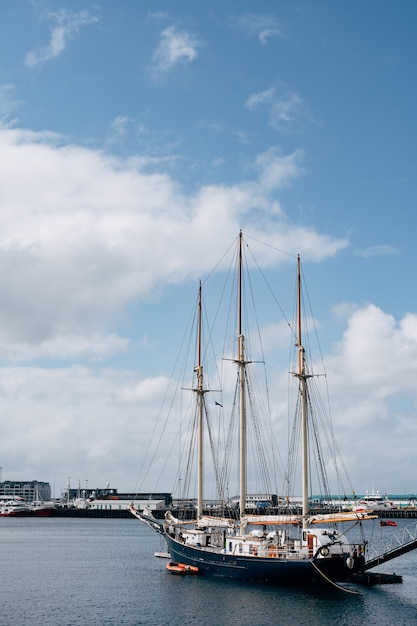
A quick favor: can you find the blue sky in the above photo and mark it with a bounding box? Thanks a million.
[0,1,416,497]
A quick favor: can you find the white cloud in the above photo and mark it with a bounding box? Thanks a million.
[330,305,417,396]
[105,116,132,146]
[2,299,417,495]
[0,125,353,494]
[0,127,347,364]
[0,330,128,363]
[0,84,19,124]
[236,13,285,45]
[0,365,169,493]
[322,304,417,488]
[246,85,311,132]
[24,9,99,69]
[151,26,201,73]
[355,244,400,258]
[105,116,180,158]
[254,147,304,190]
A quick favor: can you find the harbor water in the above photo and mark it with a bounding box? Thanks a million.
[1,517,417,625]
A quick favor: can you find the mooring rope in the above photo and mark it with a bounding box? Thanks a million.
[310,559,359,595]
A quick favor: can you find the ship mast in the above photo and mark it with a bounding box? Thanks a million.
[195,281,205,518]
[295,255,310,529]
[237,231,247,518]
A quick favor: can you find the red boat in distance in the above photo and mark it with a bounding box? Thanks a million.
[380,520,397,527]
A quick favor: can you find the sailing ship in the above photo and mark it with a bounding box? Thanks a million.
[30,482,55,516]
[30,499,55,516]
[131,231,375,587]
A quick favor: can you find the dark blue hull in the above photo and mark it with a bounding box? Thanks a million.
[165,534,351,585]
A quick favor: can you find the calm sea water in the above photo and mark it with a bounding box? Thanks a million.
[1,517,417,625]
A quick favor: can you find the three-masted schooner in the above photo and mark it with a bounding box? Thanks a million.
[131,231,374,586]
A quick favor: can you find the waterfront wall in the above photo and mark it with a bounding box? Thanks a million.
[53,506,417,519]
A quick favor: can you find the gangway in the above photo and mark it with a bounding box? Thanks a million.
[363,519,417,571]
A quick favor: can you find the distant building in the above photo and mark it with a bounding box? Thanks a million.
[0,480,51,502]
[62,487,172,512]
[229,494,279,509]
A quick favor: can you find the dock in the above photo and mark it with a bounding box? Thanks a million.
[52,505,417,519]
[349,571,403,586]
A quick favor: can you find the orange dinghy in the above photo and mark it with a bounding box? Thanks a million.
[166,562,199,575]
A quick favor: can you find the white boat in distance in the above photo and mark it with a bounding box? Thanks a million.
[353,490,395,512]
[131,232,376,588]
[0,497,32,517]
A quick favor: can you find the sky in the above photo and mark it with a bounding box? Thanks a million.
[0,1,416,499]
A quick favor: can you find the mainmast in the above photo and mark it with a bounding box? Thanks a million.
[195,281,204,518]
[237,231,247,518]
[295,255,310,529]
